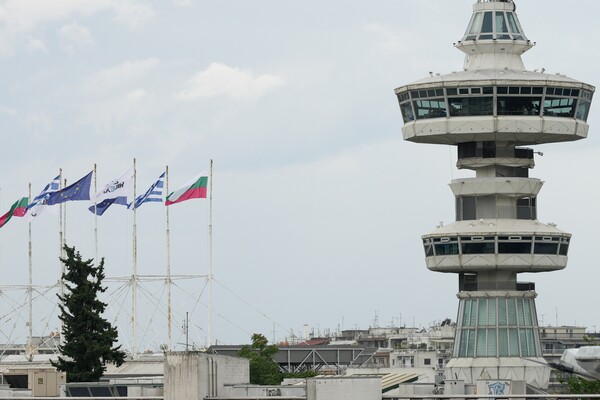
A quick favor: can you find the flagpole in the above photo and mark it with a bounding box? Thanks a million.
[58,168,65,345]
[94,164,98,267]
[27,183,33,361]
[208,159,213,347]
[58,169,64,266]
[165,165,172,350]
[132,158,138,358]
[59,173,66,347]
[0,187,1,254]
[63,178,67,251]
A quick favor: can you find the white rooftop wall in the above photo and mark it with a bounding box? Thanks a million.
[163,352,249,400]
[306,377,380,400]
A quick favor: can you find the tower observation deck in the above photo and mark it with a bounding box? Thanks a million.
[394,0,594,389]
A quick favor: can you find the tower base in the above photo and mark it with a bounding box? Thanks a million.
[445,357,550,389]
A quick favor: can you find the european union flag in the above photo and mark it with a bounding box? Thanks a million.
[46,171,93,205]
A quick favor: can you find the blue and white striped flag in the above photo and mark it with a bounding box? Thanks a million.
[24,175,61,222]
[129,172,165,209]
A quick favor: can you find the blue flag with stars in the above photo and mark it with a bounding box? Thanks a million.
[46,171,93,205]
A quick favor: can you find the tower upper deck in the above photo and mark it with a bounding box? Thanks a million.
[394,1,595,146]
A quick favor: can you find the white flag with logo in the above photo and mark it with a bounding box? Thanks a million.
[89,166,134,216]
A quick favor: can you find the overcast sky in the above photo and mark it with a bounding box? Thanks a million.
[0,0,599,351]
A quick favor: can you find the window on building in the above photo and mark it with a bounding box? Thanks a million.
[576,99,591,121]
[497,97,541,116]
[423,239,434,257]
[449,97,493,116]
[544,97,576,118]
[456,297,540,358]
[400,102,415,123]
[413,99,447,120]
[400,85,593,122]
[506,13,520,34]
[434,238,459,256]
[461,241,495,254]
[534,241,558,255]
[516,197,536,220]
[559,239,570,256]
[498,236,532,254]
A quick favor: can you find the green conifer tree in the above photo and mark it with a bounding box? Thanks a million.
[239,333,282,385]
[51,245,126,382]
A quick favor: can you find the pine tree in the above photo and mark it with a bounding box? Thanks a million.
[52,245,126,382]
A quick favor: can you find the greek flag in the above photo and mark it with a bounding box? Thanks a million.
[129,172,165,209]
[23,175,61,221]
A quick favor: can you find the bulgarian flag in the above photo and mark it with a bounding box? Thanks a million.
[166,173,208,206]
[0,197,29,229]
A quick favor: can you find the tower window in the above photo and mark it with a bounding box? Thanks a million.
[449,97,493,117]
[434,242,459,256]
[498,241,531,254]
[516,197,536,220]
[400,102,415,123]
[495,12,509,33]
[559,242,569,256]
[481,12,493,33]
[399,85,593,122]
[413,99,447,120]
[576,100,591,121]
[467,12,483,35]
[544,98,576,118]
[462,241,495,254]
[456,297,540,358]
[506,12,521,34]
[423,239,434,257]
[497,97,541,116]
[534,242,558,255]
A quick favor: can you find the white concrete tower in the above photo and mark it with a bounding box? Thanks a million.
[394,0,594,389]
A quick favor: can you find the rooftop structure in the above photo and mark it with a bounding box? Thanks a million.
[394,0,594,389]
